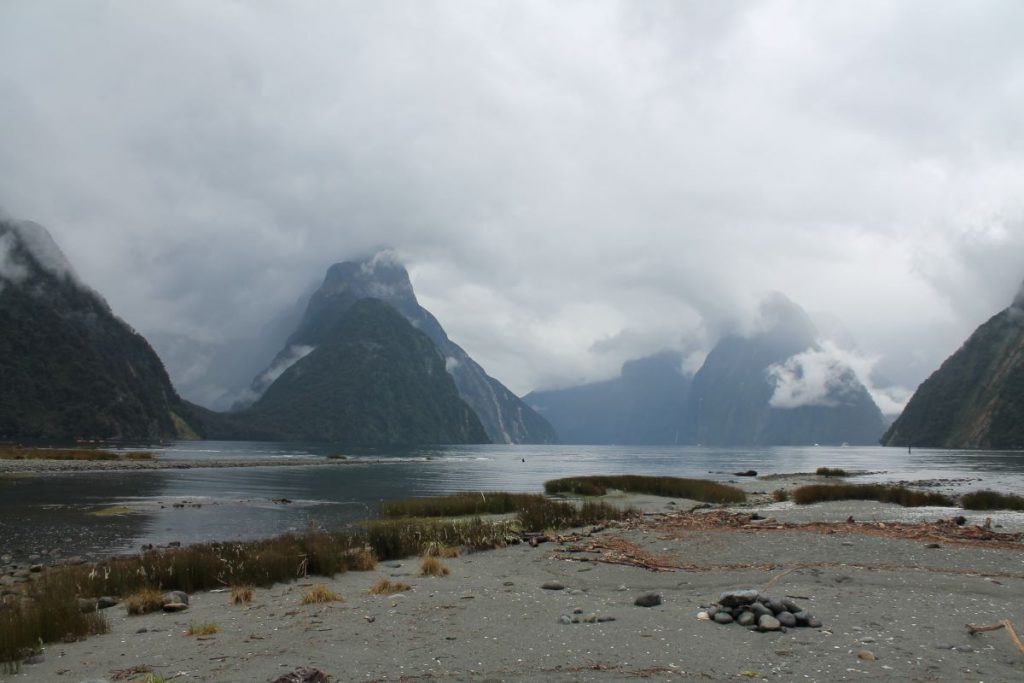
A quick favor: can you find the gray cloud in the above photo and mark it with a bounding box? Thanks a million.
[1,1,1022,403]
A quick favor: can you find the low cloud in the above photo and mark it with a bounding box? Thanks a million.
[768,341,911,415]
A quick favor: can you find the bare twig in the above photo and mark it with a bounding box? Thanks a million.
[966,619,1024,654]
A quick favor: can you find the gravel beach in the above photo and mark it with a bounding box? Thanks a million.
[4,491,1023,683]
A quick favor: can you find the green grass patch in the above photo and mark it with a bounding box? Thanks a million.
[815,467,848,477]
[791,483,954,507]
[90,505,133,517]
[961,489,1024,511]
[544,475,746,504]
[379,491,543,518]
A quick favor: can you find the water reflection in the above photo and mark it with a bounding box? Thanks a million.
[2,442,1023,563]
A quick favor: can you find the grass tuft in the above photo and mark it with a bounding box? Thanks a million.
[186,621,218,636]
[300,584,343,604]
[961,489,1024,511]
[419,555,450,577]
[380,491,543,518]
[124,588,164,616]
[792,483,953,507]
[368,577,411,595]
[229,585,253,605]
[815,467,848,477]
[544,475,746,504]
[772,488,789,502]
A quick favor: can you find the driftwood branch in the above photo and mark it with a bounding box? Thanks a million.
[966,619,1024,654]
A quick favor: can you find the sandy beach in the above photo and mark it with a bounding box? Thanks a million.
[4,484,1023,683]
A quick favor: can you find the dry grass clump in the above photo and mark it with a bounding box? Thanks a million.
[961,489,1024,511]
[347,547,377,570]
[186,621,218,636]
[419,555,450,577]
[300,584,343,604]
[544,475,747,504]
[815,467,848,477]
[425,543,460,558]
[368,577,412,595]
[124,588,164,615]
[380,491,543,518]
[124,451,155,461]
[772,488,790,502]
[792,483,954,507]
[516,497,634,532]
[0,570,108,673]
[0,446,120,461]
[229,585,253,604]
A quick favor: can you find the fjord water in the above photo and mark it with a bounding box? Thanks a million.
[3,442,1024,563]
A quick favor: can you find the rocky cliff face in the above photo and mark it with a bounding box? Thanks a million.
[525,352,691,445]
[241,298,488,445]
[241,252,557,444]
[882,285,1024,449]
[0,219,200,441]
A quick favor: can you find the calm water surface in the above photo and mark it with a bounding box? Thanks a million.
[2,442,1023,562]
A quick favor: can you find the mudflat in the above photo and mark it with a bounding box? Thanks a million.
[6,498,1024,683]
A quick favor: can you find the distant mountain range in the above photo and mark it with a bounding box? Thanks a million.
[525,352,690,444]
[527,295,886,446]
[882,284,1024,449]
[0,219,201,441]
[0,220,545,446]
[8,215,1021,451]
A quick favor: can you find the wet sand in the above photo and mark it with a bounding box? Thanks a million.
[6,490,1024,682]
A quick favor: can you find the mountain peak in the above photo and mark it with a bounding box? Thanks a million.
[320,250,416,302]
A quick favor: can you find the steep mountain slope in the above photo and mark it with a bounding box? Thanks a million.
[689,295,885,446]
[0,219,200,441]
[882,286,1024,449]
[241,298,488,445]
[525,352,690,444]
[240,253,557,444]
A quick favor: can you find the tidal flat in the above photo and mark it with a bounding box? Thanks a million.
[4,488,1024,682]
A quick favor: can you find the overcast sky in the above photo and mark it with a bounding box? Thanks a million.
[2,1,1023,410]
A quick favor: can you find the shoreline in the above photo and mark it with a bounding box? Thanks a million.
[4,498,1023,682]
[3,479,1024,682]
[0,457,365,474]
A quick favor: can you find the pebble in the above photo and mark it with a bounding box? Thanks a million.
[97,596,118,609]
[634,592,662,607]
[857,650,876,661]
[714,611,735,625]
[541,581,565,591]
[719,589,759,607]
[776,611,796,627]
[758,615,781,631]
[737,611,756,626]
[558,615,572,625]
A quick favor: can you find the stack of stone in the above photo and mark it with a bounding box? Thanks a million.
[701,589,822,632]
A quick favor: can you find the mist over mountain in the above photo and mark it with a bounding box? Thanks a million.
[239,252,556,444]
[689,295,886,446]
[0,219,201,440]
[882,282,1024,449]
[527,295,886,446]
[525,352,690,445]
